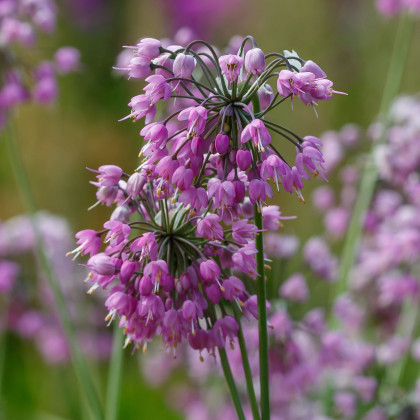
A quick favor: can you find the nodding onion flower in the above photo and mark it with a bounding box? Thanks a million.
[72,34,342,357]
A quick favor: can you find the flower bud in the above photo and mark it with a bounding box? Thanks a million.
[173,53,195,79]
[126,172,146,198]
[205,284,222,304]
[236,149,252,171]
[245,48,266,75]
[119,260,137,284]
[140,276,153,296]
[87,254,116,276]
[233,180,245,203]
[215,133,230,155]
[136,38,161,59]
[191,136,205,155]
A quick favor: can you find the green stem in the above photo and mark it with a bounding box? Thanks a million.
[254,206,270,420]
[105,324,124,420]
[4,123,104,420]
[218,348,247,420]
[0,298,10,402]
[334,13,414,300]
[233,305,261,420]
[393,294,420,388]
[36,413,72,420]
[251,92,270,420]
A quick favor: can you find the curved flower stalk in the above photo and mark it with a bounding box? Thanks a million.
[0,0,80,129]
[76,34,342,420]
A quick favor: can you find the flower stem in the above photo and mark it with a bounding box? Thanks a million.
[233,305,261,420]
[105,324,124,420]
[334,13,414,299]
[218,348,247,420]
[4,123,104,420]
[251,91,270,420]
[254,206,270,420]
[393,294,420,388]
[0,298,10,407]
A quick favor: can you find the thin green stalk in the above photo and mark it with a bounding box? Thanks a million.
[392,294,420,388]
[105,325,124,420]
[250,91,270,420]
[4,123,104,420]
[254,206,270,420]
[373,292,420,404]
[233,305,261,420]
[36,414,72,420]
[335,13,414,299]
[0,299,10,403]
[218,348,247,420]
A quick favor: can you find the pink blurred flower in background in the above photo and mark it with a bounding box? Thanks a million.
[376,0,420,16]
[0,212,111,364]
[158,0,245,38]
[0,0,80,130]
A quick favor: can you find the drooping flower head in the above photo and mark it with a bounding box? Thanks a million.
[74,34,342,357]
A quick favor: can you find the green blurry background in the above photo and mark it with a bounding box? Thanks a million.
[1,0,419,418]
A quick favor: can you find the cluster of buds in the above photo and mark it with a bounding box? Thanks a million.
[0,0,80,129]
[72,35,342,356]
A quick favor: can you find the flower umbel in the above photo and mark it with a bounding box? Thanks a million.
[73,35,342,357]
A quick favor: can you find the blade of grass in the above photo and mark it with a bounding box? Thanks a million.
[233,305,261,420]
[218,348,247,420]
[105,324,124,420]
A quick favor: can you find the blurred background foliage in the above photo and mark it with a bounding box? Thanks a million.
[0,0,419,418]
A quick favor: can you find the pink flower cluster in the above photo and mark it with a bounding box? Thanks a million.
[0,0,80,129]
[157,0,244,38]
[376,0,420,16]
[73,35,340,356]
[0,212,111,363]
